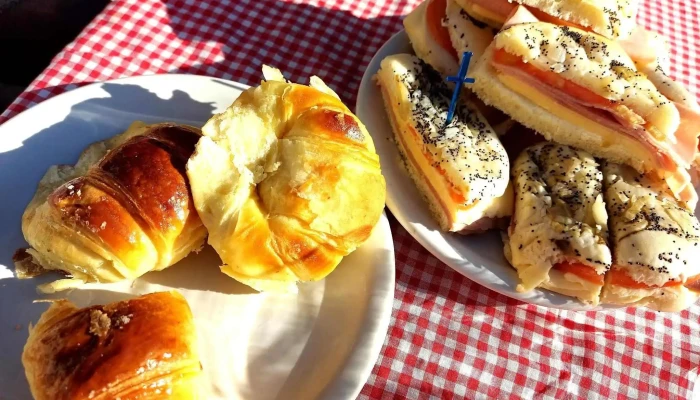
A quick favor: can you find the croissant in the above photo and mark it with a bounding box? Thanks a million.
[187,66,387,291]
[16,122,207,292]
[22,291,201,400]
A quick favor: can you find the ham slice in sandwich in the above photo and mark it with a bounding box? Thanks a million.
[472,7,700,209]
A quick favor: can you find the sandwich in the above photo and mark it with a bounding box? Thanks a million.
[601,162,700,311]
[404,0,459,76]
[406,0,509,126]
[376,54,513,233]
[453,0,638,40]
[505,143,611,304]
[443,0,496,66]
[451,0,673,68]
[402,0,495,73]
[471,10,700,208]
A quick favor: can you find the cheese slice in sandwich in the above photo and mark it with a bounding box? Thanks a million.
[404,0,459,76]
[471,11,700,209]
[375,54,513,233]
[453,0,638,39]
[506,143,611,304]
[601,162,700,311]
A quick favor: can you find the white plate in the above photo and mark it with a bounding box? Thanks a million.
[357,30,618,310]
[0,74,395,399]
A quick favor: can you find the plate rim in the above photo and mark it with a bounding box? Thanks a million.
[0,72,396,398]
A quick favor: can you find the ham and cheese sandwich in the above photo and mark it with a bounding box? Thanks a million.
[505,143,611,304]
[453,0,637,39]
[404,0,496,73]
[452,0,671,70]
[404,0,460,76]
[601,162,700,311]
[471,12,700,209]
[443,0,496,66]
[376,54,513,233]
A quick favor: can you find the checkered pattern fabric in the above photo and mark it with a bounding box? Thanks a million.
[2,0,699,398]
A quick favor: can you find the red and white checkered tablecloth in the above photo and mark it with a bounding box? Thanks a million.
[3,0,700,398]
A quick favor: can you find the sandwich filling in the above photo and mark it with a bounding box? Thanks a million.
[426,0,458,60]
[489,19,700,207]
[376,55,512,230]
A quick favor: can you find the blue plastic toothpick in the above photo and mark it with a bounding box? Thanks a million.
[445,51,475,126]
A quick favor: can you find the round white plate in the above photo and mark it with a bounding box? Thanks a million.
[0,74,395,399]
[357,30,617,310]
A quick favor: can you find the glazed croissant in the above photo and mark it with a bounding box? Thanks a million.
[16,122,207,292]
[23,291,201,400]
[187,66,387,292]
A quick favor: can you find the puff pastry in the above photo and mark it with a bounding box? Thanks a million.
[16,122,207,292]
[22,291,201,400]
[187,66,386,292]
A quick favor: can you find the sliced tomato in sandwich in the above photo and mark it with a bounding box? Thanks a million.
[426,0,458,60]
[553,262,604,285]
[608,268,682,289]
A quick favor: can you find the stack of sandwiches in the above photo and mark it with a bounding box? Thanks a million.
[376,0,700,311]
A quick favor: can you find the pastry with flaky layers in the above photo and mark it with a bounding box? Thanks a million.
[187,66,386,292]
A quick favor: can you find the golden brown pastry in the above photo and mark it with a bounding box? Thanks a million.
[17,122,207,292]
[22,291,201,400]
[187,66,386,292]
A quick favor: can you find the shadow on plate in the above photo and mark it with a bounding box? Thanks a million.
[237,246,395,400]
[139,246,258,296]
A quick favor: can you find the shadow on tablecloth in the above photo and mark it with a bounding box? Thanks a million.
[161,0,406,108]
